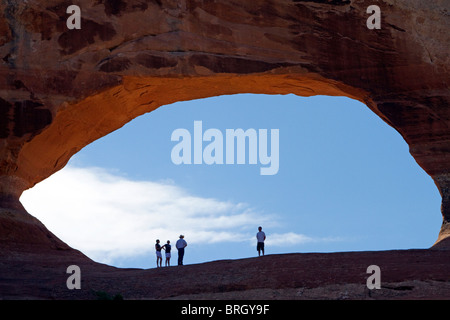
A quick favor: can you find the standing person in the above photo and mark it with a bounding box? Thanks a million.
[155,239,162,267]
[176,235,187,266]
[256,226,266,256]
[162,240,172,267]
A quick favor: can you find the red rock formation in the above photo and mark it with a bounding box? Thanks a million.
[0,0,449,256]
[1,247,449,299]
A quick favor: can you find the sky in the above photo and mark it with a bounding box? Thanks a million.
[20,94,442,269]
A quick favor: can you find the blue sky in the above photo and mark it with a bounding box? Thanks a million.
[21,94,442,268]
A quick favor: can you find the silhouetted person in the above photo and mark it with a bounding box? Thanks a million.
[162,240,172,267]
[155,239,162,267]
[256,226,266,256]
[176,235,187,265]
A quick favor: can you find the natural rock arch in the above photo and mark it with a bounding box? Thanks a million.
[0,0,449,252]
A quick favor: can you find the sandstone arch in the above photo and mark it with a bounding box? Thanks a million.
[0,0,449,252]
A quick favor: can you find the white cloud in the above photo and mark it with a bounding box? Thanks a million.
[20,166,341,265]
[264,232,343,247]
[20,166,270,264]
[265,232,314,246]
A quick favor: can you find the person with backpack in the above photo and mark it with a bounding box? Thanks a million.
[162,240,172,267]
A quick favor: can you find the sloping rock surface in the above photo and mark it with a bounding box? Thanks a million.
[0,243,449,300]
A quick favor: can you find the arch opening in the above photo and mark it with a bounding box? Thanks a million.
[20,93,442,268]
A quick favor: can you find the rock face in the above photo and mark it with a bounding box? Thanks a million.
[0,0,449,254]
[1,247,450,299]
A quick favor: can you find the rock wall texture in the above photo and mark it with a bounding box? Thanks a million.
[0,0,449,249]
